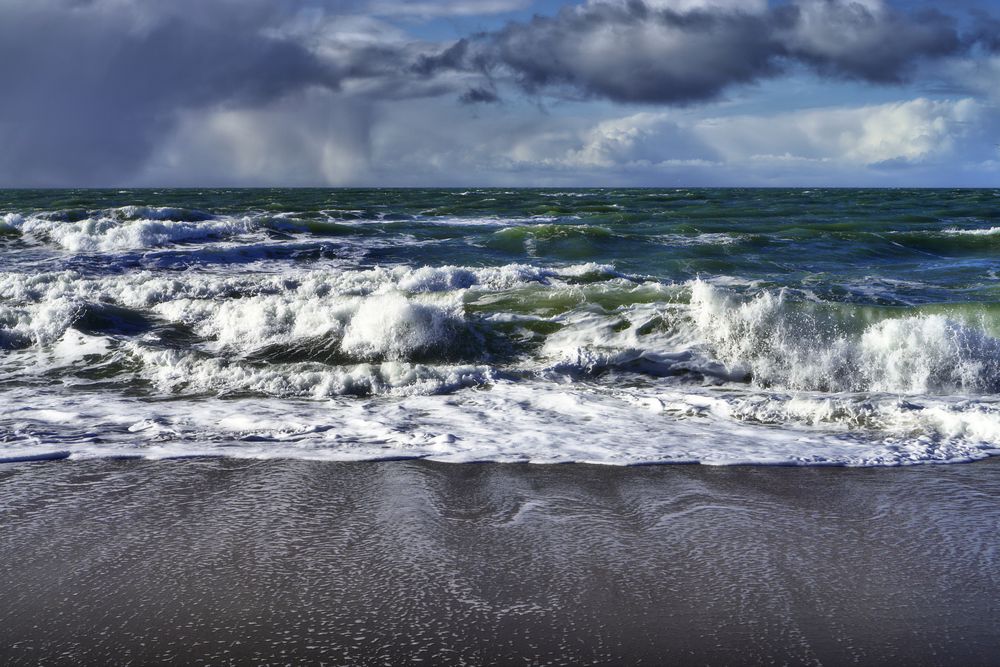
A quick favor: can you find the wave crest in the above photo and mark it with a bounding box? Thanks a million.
[690,281,1000,394]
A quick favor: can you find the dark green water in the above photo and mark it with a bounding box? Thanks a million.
[2,188,1000,465]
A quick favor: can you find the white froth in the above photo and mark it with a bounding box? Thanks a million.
[52,329,112,362]
[128,344,489,398]
[860,316,1000,393]
[687,280,1000,394]
[0,263,619,352]
[3,261,1000,467]
[340,293,464,361]
[0,296,81,346]
[3,380,998,466]
[0,212,24,232]
[943,227,1000,236]
[655,232,741,246]
[2,212,257,252]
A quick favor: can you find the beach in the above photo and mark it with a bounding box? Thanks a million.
[5,0,1000,661]
[3,457,999,665]
[4,188,1000,664]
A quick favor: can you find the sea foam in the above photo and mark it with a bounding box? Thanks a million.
[1,209,257,252]
[687,280,1000,394]
[3,231,1000,467]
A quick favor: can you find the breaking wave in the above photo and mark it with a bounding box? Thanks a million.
[1,208,257,252]
[685,281,1000,394]
[5,266,1000,402]
[3,188,1000,466]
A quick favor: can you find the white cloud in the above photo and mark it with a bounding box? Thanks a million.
[365,0,531,17]
[559,112,715,168]
[140,92,997,188]
[598,0,768,12]
[496,98,986,175]
[568,113,670,166]
[696,98,983,165]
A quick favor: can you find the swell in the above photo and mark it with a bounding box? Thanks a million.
[682,281,1000,394]
[3,189,1000,466]
[4,264,1000,400]
[0,263,623,398]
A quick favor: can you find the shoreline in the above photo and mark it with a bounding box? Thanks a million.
[3,449,998,467]
[3,457,999,665]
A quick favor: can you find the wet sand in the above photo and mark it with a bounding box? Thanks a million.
[2,458,999,665]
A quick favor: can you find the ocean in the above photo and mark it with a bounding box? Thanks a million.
[2,187,1000,466]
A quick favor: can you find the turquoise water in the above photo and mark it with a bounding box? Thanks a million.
[2,188,1000,465]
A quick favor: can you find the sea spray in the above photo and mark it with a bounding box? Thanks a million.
[3,188,1000,465]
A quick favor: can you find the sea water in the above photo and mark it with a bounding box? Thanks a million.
[2,188,1000,465]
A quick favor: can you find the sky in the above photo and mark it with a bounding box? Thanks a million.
[1,0,999,187]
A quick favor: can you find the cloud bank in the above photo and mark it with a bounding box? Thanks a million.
[0,0,996,186]
[456,0,963,104]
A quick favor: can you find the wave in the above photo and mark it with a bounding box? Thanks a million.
[0,206,610,257]
[654,232,743,247]
[3,264,1000,466]
[533,280,1000,396]
[411,215,573,227]
[491,224,613,242]
[154,291,475,363]
[128,344,492,398]
[4,266,1000,399]
[1,209,257,252]
[943,227,1000,236]
[686,281,1000,394]
[2,379,997,465]
[0,262,626,351]
[6,189,1000,468]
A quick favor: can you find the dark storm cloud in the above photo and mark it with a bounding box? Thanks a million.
[0,0,992,185]
[966,10,1000,52]
[480,3,779,104]
[0,0,420,185]
[460,86,502,104]
[776,2,961,84]
[439,0,966,104]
